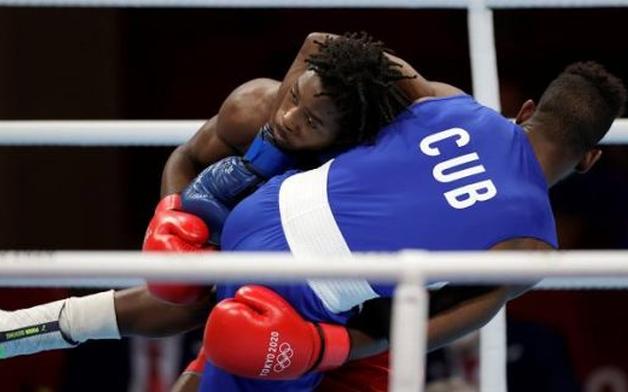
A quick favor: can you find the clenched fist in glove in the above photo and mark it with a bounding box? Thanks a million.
[143,194,212,305]
[203,285,350,380]
[143,194,210,252]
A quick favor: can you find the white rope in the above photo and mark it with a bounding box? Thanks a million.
[0,120,200,146]
[2,250,628,282]
[487,0,628,7]
[0,278,144,288]
[1,275,624,289]
[535,277,628,289]
[597,122,628,144]
[0,0,468,7]
[1,119,628,146]
[0,0,627,7]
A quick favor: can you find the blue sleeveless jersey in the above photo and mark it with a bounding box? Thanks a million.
[200,95,557,391]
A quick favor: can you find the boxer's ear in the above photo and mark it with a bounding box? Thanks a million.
[575,148,602,174]
[515,100,536,125]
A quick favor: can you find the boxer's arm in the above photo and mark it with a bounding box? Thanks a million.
[148,124,296,304]
[198,285,512,379]
[170,374,200,392]
[426,285,524,351]
[345,284,530,358]
[347,238,551,356]
[147,80,283,306]
[426,238,550,350]
[161,79,277,196]
[171,347,206,392]
[344,286,500,359]
[114,287,214,338]
[180,126,297,243]
[383,53,464,101]
[0,287,212,360]
[292,32,464,102]
[161,116,234,196]
[1,291,120,359]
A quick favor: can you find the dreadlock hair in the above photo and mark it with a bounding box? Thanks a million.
[305,32,415,145]
[535,61,626,153]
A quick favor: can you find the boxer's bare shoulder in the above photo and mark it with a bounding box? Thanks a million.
[216,78,281,152]
[164,78,281,194]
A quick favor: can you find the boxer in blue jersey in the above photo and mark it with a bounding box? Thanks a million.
[198,61,625,391]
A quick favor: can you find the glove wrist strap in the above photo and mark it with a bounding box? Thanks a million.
[311,322,350,372]
[244,124,295,179]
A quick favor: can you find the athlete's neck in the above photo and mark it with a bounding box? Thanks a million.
[521,122,575,188]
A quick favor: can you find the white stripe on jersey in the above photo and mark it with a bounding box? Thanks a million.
[278,159,379,313]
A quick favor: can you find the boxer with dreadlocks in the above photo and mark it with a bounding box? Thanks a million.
[304,32,416,146]
[1,31,429,391]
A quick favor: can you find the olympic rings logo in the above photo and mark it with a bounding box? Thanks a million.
[273,343,294,373]
[258,332,295,377]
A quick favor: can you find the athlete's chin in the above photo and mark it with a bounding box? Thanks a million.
[275,138,295,150]
[269,123,293,149]
[275,132,302,151]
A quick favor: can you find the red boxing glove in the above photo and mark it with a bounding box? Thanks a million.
[204,285,350,380]
[143,194,210,252]
[143,194,211,304]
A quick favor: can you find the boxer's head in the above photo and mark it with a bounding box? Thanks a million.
[272,32,414,151]
[515,61,626,185]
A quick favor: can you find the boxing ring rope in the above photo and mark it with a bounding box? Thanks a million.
[2,250,628,392]
[1,119,628,146]
[1,0,628,7]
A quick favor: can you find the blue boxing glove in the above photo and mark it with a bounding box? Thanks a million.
[181,156,259,244]
[181,124,296,245]
[242,123,296,179]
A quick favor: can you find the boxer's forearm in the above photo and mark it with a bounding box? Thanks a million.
[114,286,213,338]
[346,286,512,358]
[426,287,509,352]
[161,115,236,197]
[171,373,201,392]
[161,144,202,197]
[347,329,388,361]
[426,283,534,350]
[346,294,508,359]
[0,291,119,359]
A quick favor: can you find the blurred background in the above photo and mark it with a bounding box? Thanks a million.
[0,5,627,392]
